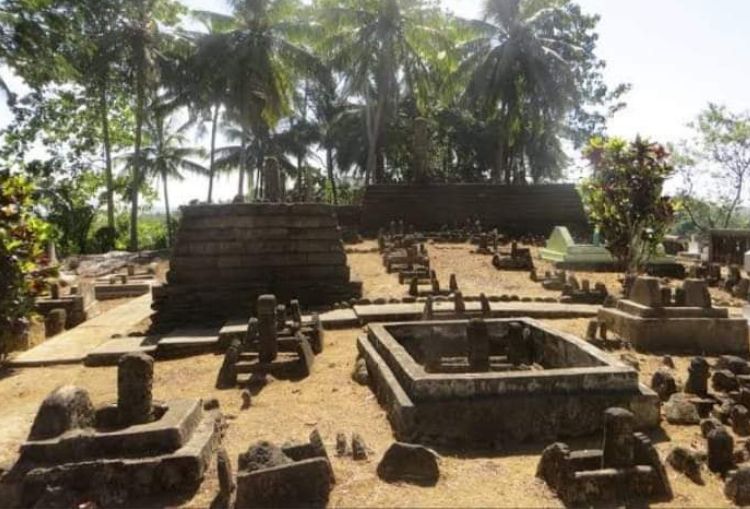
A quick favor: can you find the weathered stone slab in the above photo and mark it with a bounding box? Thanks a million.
[94,282,152,300]
[84,337,157,367]
[8,294,153,367]
[156,328,221,357]
[353,301,598,323]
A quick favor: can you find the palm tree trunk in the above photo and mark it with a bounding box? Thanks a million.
[162,170,172,248]
[238,129,246,200]
[207,104,219,203]
[98,81,115,231]
[326,146,337,205]
[130,76,145,252]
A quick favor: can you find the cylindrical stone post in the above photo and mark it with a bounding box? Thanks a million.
[50,283,61,300]
[480,293,491,316]
[449,274,458,292]
[660,287,672,306]
[276,304,287,331]
[257,295,278,363]
[422,296,434,320]
[246,317,259,346]
[685,357,710,397]
[118,352,154,425]
[601,407,635,468]
[467,318,490,372]
[454,291,466,314]
[409,277,419,297]
[290,299,303,325]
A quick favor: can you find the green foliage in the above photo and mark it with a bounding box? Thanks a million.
[0,172,55,355]
[673,103,750,232]
[581,137,675,273]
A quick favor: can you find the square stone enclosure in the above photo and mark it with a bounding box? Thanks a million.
[358,319,659,447]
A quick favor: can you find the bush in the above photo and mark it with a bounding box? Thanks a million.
[0,172,55,356]
[581,137,675,273]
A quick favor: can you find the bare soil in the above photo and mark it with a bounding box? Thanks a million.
[0,241,745,507]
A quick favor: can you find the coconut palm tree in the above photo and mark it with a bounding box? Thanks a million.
[461,0,582,184]
[169,9,237,203]
[118,109,208,247]
[217,0,325,200]
[319,0,445,184]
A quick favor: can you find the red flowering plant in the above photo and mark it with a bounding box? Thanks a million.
[581,136,675,274]
[0,172,55,357]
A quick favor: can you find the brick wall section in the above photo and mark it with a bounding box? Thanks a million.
[360,184,588,235]
[150,203,362,332]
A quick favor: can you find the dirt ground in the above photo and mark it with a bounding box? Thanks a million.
[0,241,747,507]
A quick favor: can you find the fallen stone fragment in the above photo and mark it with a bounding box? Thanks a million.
[376,442,440,486]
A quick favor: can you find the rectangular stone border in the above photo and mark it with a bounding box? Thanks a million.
[366,318,637,401]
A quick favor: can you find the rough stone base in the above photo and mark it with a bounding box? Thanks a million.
[1,402,220,508]
[357,333,659,447]
[599,308,749,355]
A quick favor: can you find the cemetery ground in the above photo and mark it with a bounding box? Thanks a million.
[0,241,744,507]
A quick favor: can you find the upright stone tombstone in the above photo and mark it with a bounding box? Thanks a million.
[289,300,303,326]
[629,277,662,307]
[479,293,491,317]
[117,352,154,425]
[601,407,635,468]
[257,295,279,363]
[467,319,490,372]
[454,291,466,314]
[683,279,712,308]
[707,427,734,474]
[422,296,434,320]
[276,305,287,331]
[685,357,710,397]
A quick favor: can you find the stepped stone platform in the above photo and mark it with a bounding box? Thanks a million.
[599,277,749,355]
[150,203,362,332]
[0,354,221,507]
[358,318,659,446]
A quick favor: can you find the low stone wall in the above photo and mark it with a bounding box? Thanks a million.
[150,203,362,332]
[360,184,588,235]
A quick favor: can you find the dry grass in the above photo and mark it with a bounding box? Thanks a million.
[0,242,745,507]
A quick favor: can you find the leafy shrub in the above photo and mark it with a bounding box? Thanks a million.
[0,172,55,356]
[581,137,675,273]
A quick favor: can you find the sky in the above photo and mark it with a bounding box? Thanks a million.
[3,0,750,207]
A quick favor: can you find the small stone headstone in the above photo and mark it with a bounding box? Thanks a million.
[241,390,252,410]
[707,427,734,474]
[257,295,279,364]
[351,357,369,385]
[45,308,67,337]
[335,433,348,457]
[601,407,635,468]
[352,433,368,461]
[685,357,710,397]
[651,368,677,402]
